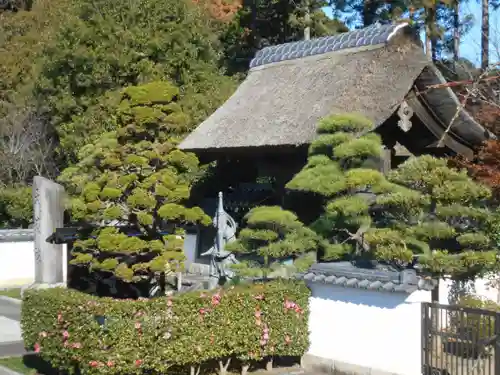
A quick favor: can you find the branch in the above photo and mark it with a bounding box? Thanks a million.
[424,74,500,91]
[434,67,495,148]
[340,225,371,252]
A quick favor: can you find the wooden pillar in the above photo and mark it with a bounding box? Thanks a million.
[380,146,392,174]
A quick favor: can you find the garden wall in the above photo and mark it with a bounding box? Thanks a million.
[303,276,500,375]
[304,282,432,375]
[0,229,68,287]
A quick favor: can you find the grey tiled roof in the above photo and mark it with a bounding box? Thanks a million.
[297,262,436,294]
[0,229,34,242]
[249,23,407,69]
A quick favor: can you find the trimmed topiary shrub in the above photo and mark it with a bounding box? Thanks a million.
[21,280,310,375]
[58,81,211,294]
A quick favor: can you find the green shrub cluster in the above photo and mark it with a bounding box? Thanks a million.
[21,280,310,374]
[227,206,319,278]
[449,295,500,340]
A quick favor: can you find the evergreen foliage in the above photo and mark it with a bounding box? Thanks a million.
[22,281,309,374]
[0,185,32,228]
[375,155,498,279]
[58,81,210,286]
[226,206,319,278]
[34,0,237,164]
[287,113,499,280]
[287,113,390,261]
[219,0,348,75]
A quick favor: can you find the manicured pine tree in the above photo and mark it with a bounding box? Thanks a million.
[372,155,498,279]
[287,112,500,280]
[286,113,393,261]
[58,81,210,290]
[226,206,320,279]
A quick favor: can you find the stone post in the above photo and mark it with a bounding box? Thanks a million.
[32,176,66,285]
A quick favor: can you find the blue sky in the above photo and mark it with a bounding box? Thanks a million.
[323,2,500,66]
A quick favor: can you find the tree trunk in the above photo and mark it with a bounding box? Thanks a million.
[425,15,433,59]
[241,364,250,375]
[266,357,273,371]
[453,0,460,63]
[362,0,378,26]
[190,365,200,375]
[304,0,310,40]
[219,358,231,375]
[481,0,489,70]
[427,4,438,61]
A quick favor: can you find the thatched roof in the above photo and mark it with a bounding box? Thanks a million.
[179,23,492,153]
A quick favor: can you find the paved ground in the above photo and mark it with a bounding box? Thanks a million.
[0,297,25,359]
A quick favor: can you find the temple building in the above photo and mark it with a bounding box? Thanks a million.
[179,22,495,270]
[180,22,493,162]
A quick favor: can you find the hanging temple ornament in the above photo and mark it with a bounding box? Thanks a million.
[397,100,414,132]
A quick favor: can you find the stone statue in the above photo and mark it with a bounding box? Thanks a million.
[201,192,239,289]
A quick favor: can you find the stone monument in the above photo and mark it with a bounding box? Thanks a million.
[32,176,66,286]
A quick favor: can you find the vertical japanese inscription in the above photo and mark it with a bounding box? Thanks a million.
[32,180,42,276]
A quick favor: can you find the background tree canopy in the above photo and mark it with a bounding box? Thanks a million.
[34,0,237,164]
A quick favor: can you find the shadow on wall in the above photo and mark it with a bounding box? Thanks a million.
[311,283,411,309]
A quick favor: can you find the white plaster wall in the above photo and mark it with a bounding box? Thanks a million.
[308,283,432,375]
[0,241,67,287]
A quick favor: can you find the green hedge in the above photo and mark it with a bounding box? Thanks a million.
[21,280,310,374]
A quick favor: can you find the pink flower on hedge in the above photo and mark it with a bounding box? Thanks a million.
[71,342,82,349]
[211,294,221,306]
[135,360,143,367]
[284,300,296,309]
[39,331,48,338]
[34,343,41,353]
[263,326,269,334]
[62,330,70,340]
[89,361,99,368]
[107,361,115,367]
[255,319,261,326]
[254,310,261,318]
[295,306,303,314]
[260,339,267,346]
[285,335,292,345]
[135,322,142,330]
[263,333,269,340]
[254,294,264,300]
